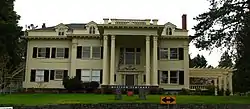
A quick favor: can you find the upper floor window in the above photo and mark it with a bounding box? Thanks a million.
[166,27,172,35]
[89,26,95,34]
[159,48,168,59]
[51,48,69,58]
[119,48,141,65]
[32,47,50,58]
[158,48,183,60]
[170,48,178,59]
[76,46,102,59]
[160,70,184,85]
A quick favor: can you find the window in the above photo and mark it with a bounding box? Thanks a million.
[91,70,100,82]
[35,70,44,82]
[55,70,64,80]
[58,32,64,36]
[82,47,91,58]
[92,47,101,58]
[37,48,46,58]
[120,48,140,65]
[159,48,168,59]
[89,26,95,34]
[81,69,101,83]
[166,27,172,35]
[170,48,178,59]
[81,70,91,82]
[170,71,178,84]
[161,71,168,83]
[56,48,65,58]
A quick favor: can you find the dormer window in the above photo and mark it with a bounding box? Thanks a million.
[58,32,64,36]
[166,27,172,35]
[89,26,95,34]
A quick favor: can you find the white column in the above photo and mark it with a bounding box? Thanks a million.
[102,35,108,85]
[152,36,158,86]
[109,35,115,85]
[218,76,222,90]
[223,74,227,95]
[184,44,189,89]
[228,72,233,95]
[70,38,77,77]
[145,36,150,85]
[214,78,218,95]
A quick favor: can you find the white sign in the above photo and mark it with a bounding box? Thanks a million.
[0,107,13,109]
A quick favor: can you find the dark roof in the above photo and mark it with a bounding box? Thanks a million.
[31,23,87,31]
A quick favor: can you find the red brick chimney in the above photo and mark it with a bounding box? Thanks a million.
[182,14,187,30]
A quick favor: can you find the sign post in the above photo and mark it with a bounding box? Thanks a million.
[115,88,122,100]
[138,88,147,100]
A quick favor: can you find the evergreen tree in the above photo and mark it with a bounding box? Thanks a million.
[218,51,233,67]
[193,0,250,92]
[190,54,208,67]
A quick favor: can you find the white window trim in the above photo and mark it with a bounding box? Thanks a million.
[91,46,101,59]
[54,70,64,80]
[160,70,180,85]
[159,48,168,60]
[55,48,65,58]
[37,47,46,58]
[35,70,44,82]
[82,46,91,59]
[170,48,179,60]
[166,27,172,35]
[81,69,101,83]
[122,48,141,65]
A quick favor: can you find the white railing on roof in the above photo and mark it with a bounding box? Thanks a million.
[110,19,151,25]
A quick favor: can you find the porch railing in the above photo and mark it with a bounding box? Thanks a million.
[189,85,208,90]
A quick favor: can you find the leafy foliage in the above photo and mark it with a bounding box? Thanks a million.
[218,51,234,67]
[63,76,82,92]
[193,0,250,92]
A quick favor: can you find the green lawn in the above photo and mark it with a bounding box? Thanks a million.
[0,94,250,105]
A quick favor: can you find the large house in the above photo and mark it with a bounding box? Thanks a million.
[22,14,234,94]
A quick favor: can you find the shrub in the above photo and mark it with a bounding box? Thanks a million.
[194,88,202,95]
[63,76,82,92]
[225,89,231,96]
[204,85,216,95]
[217,88,224,96]
[179,88,190,95]
[149,88,164,94]
[82,81,100,93]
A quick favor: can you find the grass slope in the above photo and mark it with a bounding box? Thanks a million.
[0,94,250,105]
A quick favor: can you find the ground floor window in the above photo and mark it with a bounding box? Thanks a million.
[81,69,101,83]
[160,70,183,84]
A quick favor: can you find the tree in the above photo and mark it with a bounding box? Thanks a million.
[193,0,250,92]
[190,54,208,67]
[218,51,234,67]
[0,0,24,68]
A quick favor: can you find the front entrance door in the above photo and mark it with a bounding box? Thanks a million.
[126,75,134,85]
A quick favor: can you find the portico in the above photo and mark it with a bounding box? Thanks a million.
[101,34,160,86]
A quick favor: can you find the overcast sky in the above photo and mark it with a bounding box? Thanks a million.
[14,0,224,67]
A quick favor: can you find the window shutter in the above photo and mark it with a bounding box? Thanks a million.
[179,71,184,85]
[143,75,146,82]
[100,70,103,84]
[45,48,50,58]
[32,47,37,58]
[63,70,68,79]
[64,48,69,58]
[114,74,116,82]
[44,70,49,82]
[158,70,160,84]
[76,69,81,81]
[50,70,55,80]
[157,47,160,60]
[76,46,82,59]
[179,48,184,60]
[30,70,36,82]
[51,48,56,58]
[101,47,103,59]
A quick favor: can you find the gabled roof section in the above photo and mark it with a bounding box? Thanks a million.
[55,23,69,29]
[164,22,177,28]
[86,21,97,26]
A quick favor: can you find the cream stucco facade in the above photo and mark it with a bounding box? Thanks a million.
[23,15,235,94]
